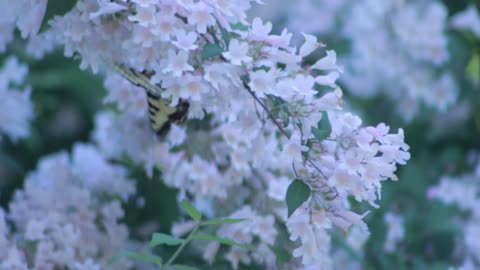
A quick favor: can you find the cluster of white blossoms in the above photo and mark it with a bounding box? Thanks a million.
[428,164,480,270]
[0,57,34,141]
[383,212,405,253]
[0,143,135,269]
[256,0,458,122]
[1,0,410,268]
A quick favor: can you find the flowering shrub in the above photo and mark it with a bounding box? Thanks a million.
[1,144,135,269]
[429,162,480,270]
[1,0,479,269]
[258,0,460,122]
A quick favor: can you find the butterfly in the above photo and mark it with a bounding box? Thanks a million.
[108,63,189,136]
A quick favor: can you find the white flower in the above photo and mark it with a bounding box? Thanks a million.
[16,0,47,38]
[127,5,155,26]
[173,30,198,51]
[299,33,323,57]
[132,25,155,47]
[282,131,308,163]
[248,69,276,98]
[311,50,343,72]
[162,49,193,77]
[178,74,207,101]
[451,4,480,37]
[188,2,215,34]
[249,17,272,42]
[223,40,252,66]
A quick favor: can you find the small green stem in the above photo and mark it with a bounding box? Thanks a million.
[163,225,200,269]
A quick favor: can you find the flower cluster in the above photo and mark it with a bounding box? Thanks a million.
[0,144,135,269]
[0,57,33,141]
[203,207,277,269]
[3,0,410,268]
[428,164,480,270]
[383,212,405,253]
[257,0,458,122]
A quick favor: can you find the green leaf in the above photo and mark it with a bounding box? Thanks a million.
[219,24,231,47]
[108,251,163,266]
[172,264,200,270]
[231,22,249,31]
[192,234,255,252]
[201,218,246,226]
[148,233,184,248]
[201,43,224,60]
[467,51,480,85]
[180,200,202,221]
[286,179,311,218]
[269,244,292,266]
[311,112,332,142]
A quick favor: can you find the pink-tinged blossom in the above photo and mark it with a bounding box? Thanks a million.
[132,25,155,47]
[178,74,207,101]
[127,5,155,26]
[187,2,215,34]
[162,49,193,77]
[173,29,198,51]
[151,13,177,40]
[249,17,272,42]
[223,40,252,65]
[248,69,276,98]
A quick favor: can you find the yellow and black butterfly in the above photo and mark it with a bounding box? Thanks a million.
[109,63,189,136]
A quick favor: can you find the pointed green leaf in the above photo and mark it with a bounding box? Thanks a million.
[148,233,184,248]
[219,25,231,47]
[172,264,200,270]
[180,200,202,221]
[201,218,246,226]
[201,43,224,60]
[108,251,163,266]
[286,179,311,218]
[311,112,331,142]
[192,234,255,252]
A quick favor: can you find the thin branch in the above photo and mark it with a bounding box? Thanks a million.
[241,79,329,181]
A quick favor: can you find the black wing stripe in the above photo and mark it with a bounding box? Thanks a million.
[148,109,157,115]
[147,91,159,98]
[147,101,160,111]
